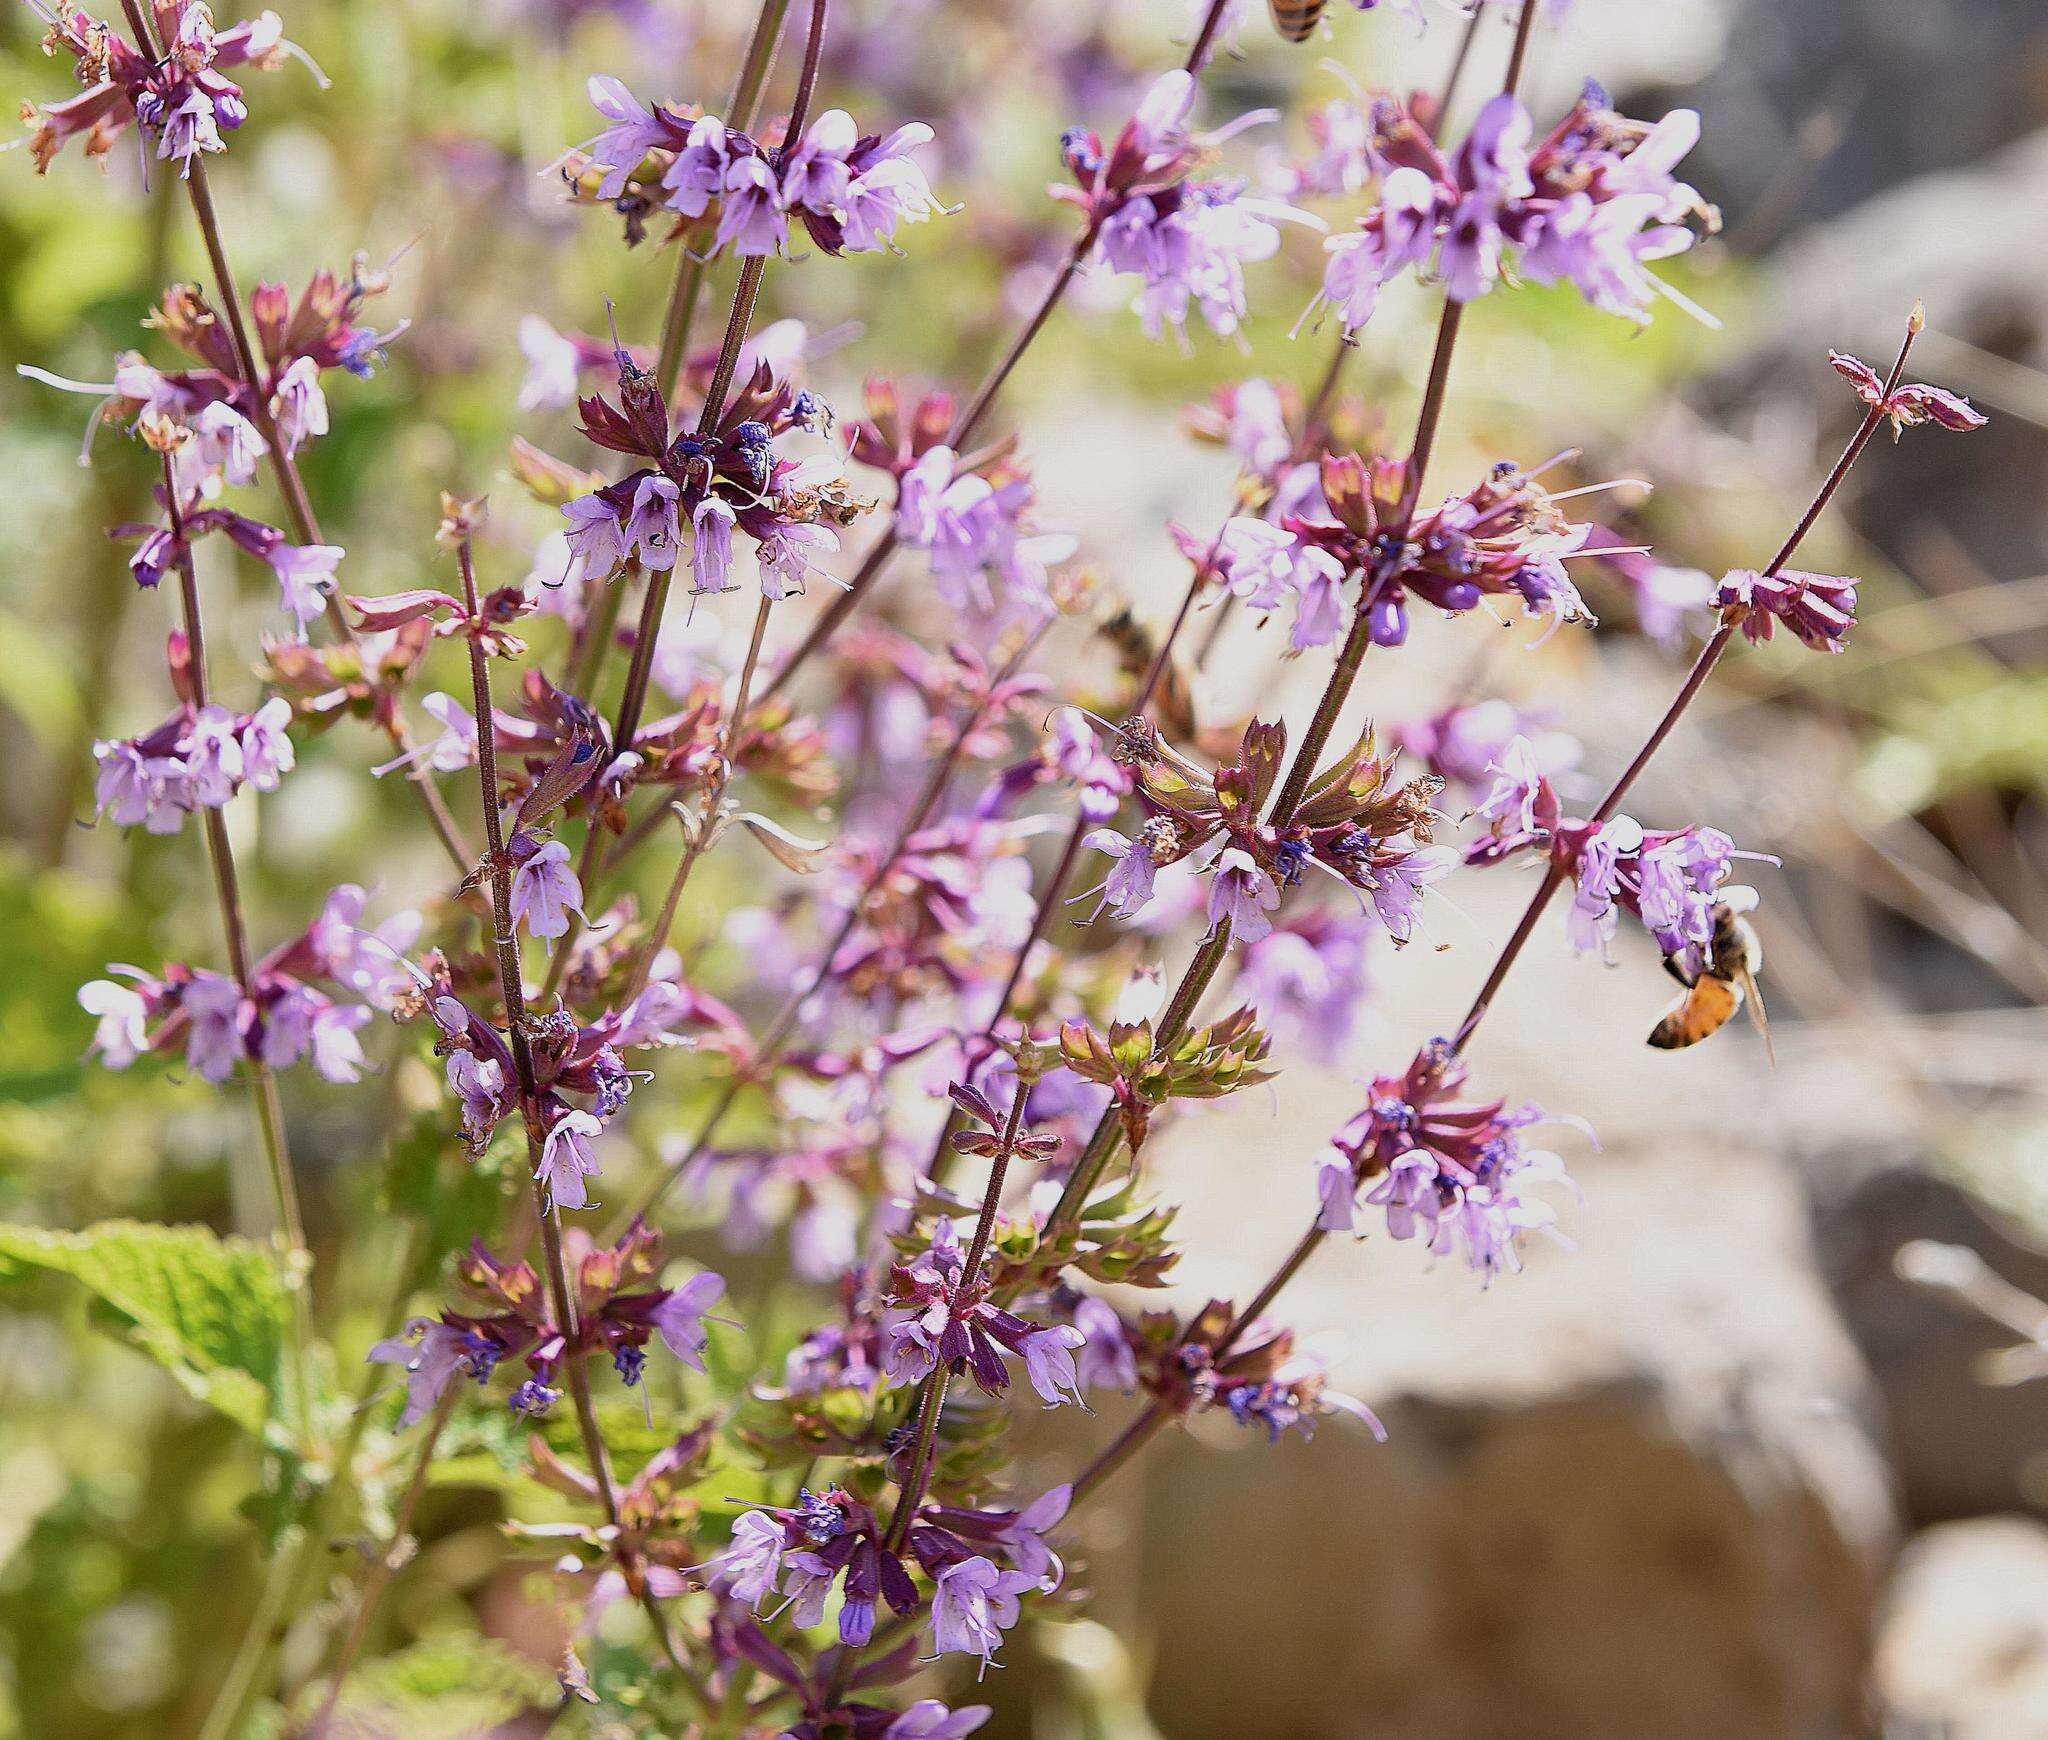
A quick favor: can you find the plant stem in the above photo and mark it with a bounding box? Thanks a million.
[115,0,473,874]
[299,1386,457,1738]
[653,0,793,398]
[1062,310,1927,1510]
[160,456,313,1421]
[454,539,689,1677]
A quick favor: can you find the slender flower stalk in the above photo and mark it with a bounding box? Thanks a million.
[1062,308,1930,1507]
[155,451,314,1421]
[450,530,691,1679]
[111,0,472,873]
[1034,1,1544,1252]
[543,0,831,998]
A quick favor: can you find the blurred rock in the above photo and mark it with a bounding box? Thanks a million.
[1877,1516,2048,1739]
[1810,1161,2048,1525]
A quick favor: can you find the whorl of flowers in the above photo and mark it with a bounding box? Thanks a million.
[570,76,945,258]
[1212,451,1600,652]
[1056,69,1319,340]
[368,1220,724,1423]
[1083,713,1448,947]
[1309,81,1716,335]
[1317,1041,1578,1281]
[22,0,323,176]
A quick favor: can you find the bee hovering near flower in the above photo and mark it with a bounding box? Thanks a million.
[1647,892,1772,1064]
[1265,0,1329,44]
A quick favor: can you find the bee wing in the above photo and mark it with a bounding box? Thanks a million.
[1734,963,1776,1070]
[1647,973,1740,1050]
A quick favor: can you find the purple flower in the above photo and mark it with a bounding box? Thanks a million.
[714,152,788,257]
[239,698,296,791]
[79,978,151,1068]
[713,1509,788,1608]
[182,971,247,1083]
[1069,1295,1137,1392]
[661,114,730,217]
[509,838,587,943]
[930,1555,1037,1674]
[183,706,244,806]
[192,401,267,485]
[1235,909,1373,1064]
[840,123,943,253]
[1081,825,1160,922]
[1018,1325,1087,1407]
[562,491,630,579]
[1830,349,1988,435]
[783,109,857,215]
[756,520,841,598]
[1206,846,1279,944]
[1713,567,1858,654]
[538,1108,603,1211]
[623,472,683,571]
[267,541,342,637]
[649,1270,725,1369]
[270,356,327,454]
[309,1004,371,1084]
[367,1317,471,1428]
[447,1049,514,1150]
[1464,736,1560,865]
[886,1702,993,1739]
[583,75,675,200]
[688,495,737,594]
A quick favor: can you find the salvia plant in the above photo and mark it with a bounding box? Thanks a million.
[10,0,1988,1733]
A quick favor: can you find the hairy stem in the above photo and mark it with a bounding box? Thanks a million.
[454,539,691,1678]
[161,456,313,1419]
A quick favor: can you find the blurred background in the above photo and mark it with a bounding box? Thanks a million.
[4,0,2048,1734]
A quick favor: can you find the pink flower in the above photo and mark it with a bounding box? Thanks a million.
[509,838,587,943]
[1207,846,1279,944]
[1714,567,1858,654]
[688,496,737,594]
[538,1108,603,1210]
[650,1270,725,1368]
[238,697,296,791]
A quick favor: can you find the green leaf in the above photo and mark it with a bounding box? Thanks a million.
[0,1220,289,1433]
[300,1635,559,1740]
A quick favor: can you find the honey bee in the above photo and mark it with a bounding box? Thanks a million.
[1266,0,1329,43]
[1647,895,1774,1064]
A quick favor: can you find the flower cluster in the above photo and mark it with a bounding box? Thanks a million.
[851,378,1077,623]
[715,1481,1066,1673]
[369,1221,724,1423]
[881,1218,1086,1406]
[561,345,858,601]
[575,76,944,258]
[1213,452,1598,651]
[1058,70,1316,340]
[1318,1041,1578,1280]
[1312,83,1714,333]
[94,669,294,832]
[79,884,417,1085]
[1464,740,1764,972]
[1085,715,1446,947]
[22,0,321,176]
